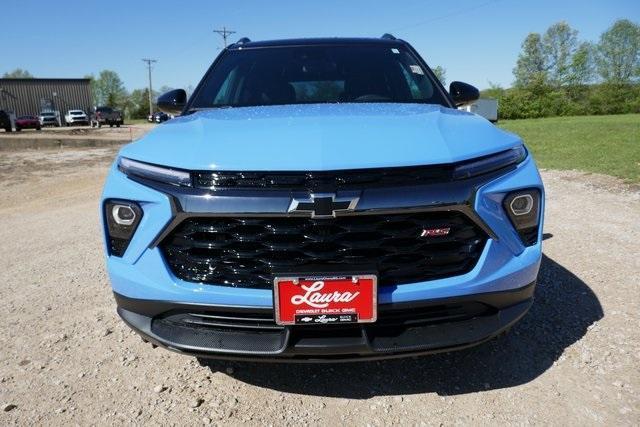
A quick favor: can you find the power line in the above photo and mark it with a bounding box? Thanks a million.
[391,0,501,33]
[213,26,236,48]
[142,58,157,117]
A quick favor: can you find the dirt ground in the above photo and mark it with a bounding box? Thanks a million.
[0,146,638,426]
[0,124,154,141]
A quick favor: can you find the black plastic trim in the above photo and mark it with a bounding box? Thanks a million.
[114,281,535,362]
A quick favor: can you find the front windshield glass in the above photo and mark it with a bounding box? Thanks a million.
[190,45,448,109]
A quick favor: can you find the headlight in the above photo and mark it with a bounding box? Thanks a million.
[118,157,191,187]
[104,200,143,257]
[453,146,527,180]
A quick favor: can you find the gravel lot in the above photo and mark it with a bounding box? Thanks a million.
[0,124,153,141]
[0,146,638,425]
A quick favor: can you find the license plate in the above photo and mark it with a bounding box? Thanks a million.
[274,275,377,326]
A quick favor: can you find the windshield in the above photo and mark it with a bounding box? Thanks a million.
[70,111,84,115]
[190,45,448,109]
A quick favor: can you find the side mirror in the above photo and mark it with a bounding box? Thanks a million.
[157,89,187,115]
[449,81,479,106]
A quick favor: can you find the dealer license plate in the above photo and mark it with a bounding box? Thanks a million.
[274,275,377,326]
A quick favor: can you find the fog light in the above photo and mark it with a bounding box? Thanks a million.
[104,200,142,257]
[503,189,540,246]
[112,204,136,226]
[509,194,534,216]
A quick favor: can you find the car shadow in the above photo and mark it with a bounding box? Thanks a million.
[198,254,602,398]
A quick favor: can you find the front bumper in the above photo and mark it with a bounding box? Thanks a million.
[115,281,534,362]
[102,152,544,360]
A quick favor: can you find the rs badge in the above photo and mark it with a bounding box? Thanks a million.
[420,227,451,237]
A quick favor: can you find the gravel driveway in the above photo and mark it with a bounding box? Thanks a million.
[0,147,638,425]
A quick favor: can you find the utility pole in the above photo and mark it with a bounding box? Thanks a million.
[213,26,236,48]
[142,58,157,117]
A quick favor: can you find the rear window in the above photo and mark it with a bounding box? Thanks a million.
[191,44,448,109]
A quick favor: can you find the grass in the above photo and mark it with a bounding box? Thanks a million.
[499,114,640,183]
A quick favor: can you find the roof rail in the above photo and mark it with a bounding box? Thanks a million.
[381,33,396,40]
[236,37,251,45]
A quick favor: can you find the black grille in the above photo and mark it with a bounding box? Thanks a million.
[193,165,454,191]
[160,211,487,288]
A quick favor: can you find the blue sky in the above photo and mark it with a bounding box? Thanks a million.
[2,0,638,91]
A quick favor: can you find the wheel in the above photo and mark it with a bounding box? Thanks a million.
[66,122,70,127]
[97,122,102,128]
[116,123,120,128]
[16,127,21,132]
[36,126,41,131]
[4,126,11,132]
[109,123,113,128]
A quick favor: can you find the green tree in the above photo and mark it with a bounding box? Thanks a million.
[129,88,158,119]
[94,70,128,108]
[542,21,579,86]
[432,66,446,86]
[569,42,595,85]
[513,33,547,87]
[3,68,33,78]
[595,19,640,83]
[480,81,506,99]
[84,74,98,106]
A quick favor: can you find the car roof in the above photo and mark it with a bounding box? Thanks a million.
[227,37,405,50]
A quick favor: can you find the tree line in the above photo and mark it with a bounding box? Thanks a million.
[83,70,172,119]
[481,19,640,119]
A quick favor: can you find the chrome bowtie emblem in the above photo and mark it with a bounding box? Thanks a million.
[288,193,359,218]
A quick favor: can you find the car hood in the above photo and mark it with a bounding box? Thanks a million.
[119,103,522,171]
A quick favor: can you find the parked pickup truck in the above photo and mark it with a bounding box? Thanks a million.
[90,106,123,128]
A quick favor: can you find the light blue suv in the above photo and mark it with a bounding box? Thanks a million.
[101,35,544,361]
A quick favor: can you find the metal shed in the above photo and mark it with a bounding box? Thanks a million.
[0,78,93,117]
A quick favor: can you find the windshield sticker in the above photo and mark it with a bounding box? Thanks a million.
[391,48,400,54]
[410,65,424,75]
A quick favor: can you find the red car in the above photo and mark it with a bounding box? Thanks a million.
[15,115,41,131]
